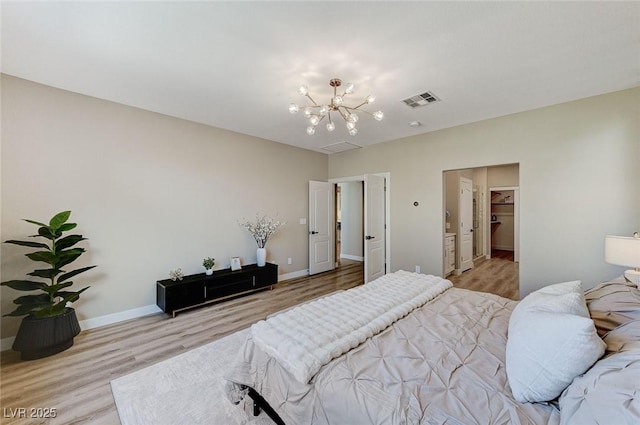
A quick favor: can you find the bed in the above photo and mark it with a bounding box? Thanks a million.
[224,271,640,425]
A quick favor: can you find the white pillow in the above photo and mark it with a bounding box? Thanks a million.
[512,280,590,320]
[506,280,606,403]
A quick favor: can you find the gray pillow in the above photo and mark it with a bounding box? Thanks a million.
[559,321,640,425]
[559,350,640,425]
[585,277,640,337]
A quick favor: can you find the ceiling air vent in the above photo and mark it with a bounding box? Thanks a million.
[401,91,440,108]
[321,141,362,154]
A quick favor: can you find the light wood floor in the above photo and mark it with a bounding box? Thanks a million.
[448,255,519,300]
[0,261,364,425]
[0,258,518,425]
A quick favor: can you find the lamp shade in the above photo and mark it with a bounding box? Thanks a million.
[605,235,640,267]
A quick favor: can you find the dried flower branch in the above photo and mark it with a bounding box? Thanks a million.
[240,215,285,248]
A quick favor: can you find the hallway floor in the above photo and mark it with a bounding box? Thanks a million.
[447,255,519,300]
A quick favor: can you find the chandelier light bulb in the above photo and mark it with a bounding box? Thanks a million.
[303,107,312,118]
[347,113,359,123]
[326,122,335,132]
[306,126,316,135]
[373,111,384,121]
[299,85,309,96]
[319,105,329,115]
[310,115,320,126]
[366,95,375,104]
[348,127,358,136]
[289,103,299,114]
[333,95,343,106]
[344,83,354,94]
[346,121,356,130]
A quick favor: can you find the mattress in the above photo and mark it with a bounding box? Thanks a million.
[225,282,560,424]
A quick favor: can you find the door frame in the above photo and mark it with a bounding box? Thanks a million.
[329,172,391,276]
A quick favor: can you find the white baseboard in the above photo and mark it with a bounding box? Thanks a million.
[1,337,14,351]
[1,304,162,352]
[1,270,311,352]
[279,269,309,281]
[79,304,162,330]
[340,254,364,262]
[491,245,514,251]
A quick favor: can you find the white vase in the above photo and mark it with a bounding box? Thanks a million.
[256,247,266,267]
[205,269,213,276]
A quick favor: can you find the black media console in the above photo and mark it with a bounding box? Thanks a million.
[156,263,278,317]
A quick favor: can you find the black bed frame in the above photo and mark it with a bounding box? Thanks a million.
[248,387,286,425]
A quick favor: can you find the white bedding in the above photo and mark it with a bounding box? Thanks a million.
[226,281,560,425]
[250,270,452,383]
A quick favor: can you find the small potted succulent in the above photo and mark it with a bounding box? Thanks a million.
[203,257,215,275]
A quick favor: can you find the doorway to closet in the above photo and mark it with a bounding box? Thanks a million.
[443,164,519,299]
[489,187,519,262]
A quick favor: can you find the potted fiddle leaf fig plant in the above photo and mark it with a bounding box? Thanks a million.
[1,211,96,360]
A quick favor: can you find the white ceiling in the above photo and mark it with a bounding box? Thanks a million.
[2,1,639,153]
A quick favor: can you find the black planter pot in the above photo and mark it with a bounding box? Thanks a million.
[12,308,81,360]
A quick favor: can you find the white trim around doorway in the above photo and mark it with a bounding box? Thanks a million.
[329,172,391,275]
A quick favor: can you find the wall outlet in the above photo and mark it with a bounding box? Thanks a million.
[287,257,292,265]
[446,222,451,230]
[415,265,421,274]
[299,218,307,225]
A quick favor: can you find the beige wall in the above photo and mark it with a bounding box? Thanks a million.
[329,87,640,298]
[1,75,328,338]
[488,163,519,187]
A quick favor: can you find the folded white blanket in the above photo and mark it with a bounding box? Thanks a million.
[251,270,452,383]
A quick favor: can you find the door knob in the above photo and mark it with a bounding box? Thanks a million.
[365,235,375,240]
[310,231,318,235]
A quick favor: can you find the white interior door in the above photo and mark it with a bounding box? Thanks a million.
[459,176,474,273]
[364,174,386,283]
[309,181,335,275]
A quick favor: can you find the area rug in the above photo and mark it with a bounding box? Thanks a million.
[110,328,274,425]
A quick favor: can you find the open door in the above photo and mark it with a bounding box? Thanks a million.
[364,174,386,283]
[458,176,474,273]
[309,181,335,275]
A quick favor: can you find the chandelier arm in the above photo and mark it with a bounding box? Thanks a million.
[354,109,375,117]
[310,114,327,128]
[305,93,318,106]
[337,106,351,122]
[341,105,371,116]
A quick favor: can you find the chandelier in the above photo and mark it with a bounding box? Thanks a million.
[288,78,383,136]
